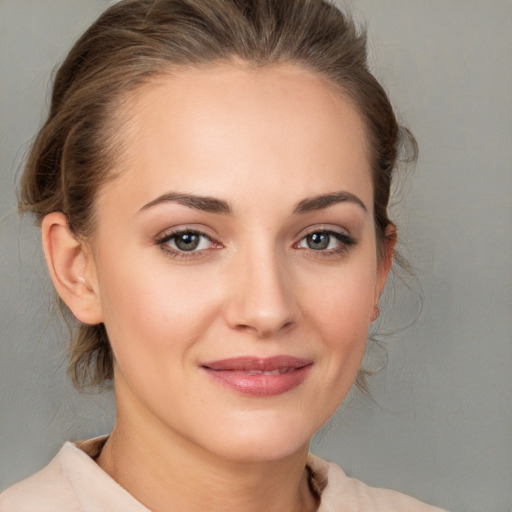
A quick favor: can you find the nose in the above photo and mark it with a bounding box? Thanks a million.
[223,245,299,339]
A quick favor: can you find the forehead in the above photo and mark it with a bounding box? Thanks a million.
[98,63,373,214]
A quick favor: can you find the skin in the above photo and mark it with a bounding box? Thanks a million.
[42,63,394,512]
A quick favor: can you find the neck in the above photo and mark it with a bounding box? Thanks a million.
[96,384,318,512]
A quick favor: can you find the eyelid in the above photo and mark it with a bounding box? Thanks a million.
[156,227,208,244]
[155,226,223,259]
[155,224,218,243]
[153,223,356,260]
[294,224,352,241]
[292,225,357,254]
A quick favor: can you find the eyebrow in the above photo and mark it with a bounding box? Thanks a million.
[293,191,367,214]
[138,190,367,216]
[139,192,232,215]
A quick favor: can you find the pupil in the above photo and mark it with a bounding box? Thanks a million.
[176,233,199,251]
[308,233,329,250]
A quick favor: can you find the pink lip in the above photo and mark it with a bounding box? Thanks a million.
[201,356,313,397]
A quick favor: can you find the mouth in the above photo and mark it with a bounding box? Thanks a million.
[200,356,313,397]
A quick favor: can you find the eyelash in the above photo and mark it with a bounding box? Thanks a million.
[155,228,220,259]
[293,229,357,257]
[155,228,357,260]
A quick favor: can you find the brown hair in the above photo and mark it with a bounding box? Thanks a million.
[19,0,417,390]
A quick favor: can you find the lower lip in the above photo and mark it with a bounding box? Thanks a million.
[202,365,312,397]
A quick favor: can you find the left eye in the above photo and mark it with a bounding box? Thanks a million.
[297,231,347,251]
[162,231,213,252]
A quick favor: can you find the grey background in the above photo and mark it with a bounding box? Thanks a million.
[1,1,511,511]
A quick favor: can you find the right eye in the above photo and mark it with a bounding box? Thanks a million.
[156,228,221,258]
[164,231,212,251]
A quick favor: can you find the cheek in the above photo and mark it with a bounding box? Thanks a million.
[299,258,377,383]
[317,286,372,371]
[302,260,377,335]
[95,255,222,368]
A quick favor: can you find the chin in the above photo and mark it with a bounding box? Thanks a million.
[210,434,310,463]
[190,411,318,463]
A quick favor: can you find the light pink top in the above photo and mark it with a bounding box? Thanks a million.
[0,437,446,511]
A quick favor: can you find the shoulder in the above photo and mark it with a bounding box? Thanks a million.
[308,455,448,512]
[0,438,149,512]
[0,444,82,512]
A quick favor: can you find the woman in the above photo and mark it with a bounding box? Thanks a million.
[0,0,446,510]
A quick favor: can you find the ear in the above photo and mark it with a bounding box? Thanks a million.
[374,223,397,303]
[41,212,103,325]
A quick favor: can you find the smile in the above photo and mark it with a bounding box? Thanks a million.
[244,368,294,375]
[201,356,313,397]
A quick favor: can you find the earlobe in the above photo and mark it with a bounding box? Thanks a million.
[370,304,380,322]
[41,212,103,325]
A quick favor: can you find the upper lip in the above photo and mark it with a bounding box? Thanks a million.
[201,356,312,372]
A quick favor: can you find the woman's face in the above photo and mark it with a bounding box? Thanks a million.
[87,64,391,461]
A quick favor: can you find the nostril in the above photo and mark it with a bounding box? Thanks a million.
[281,321,295,331]
[258,320,296,339]
[223,265,298,337]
